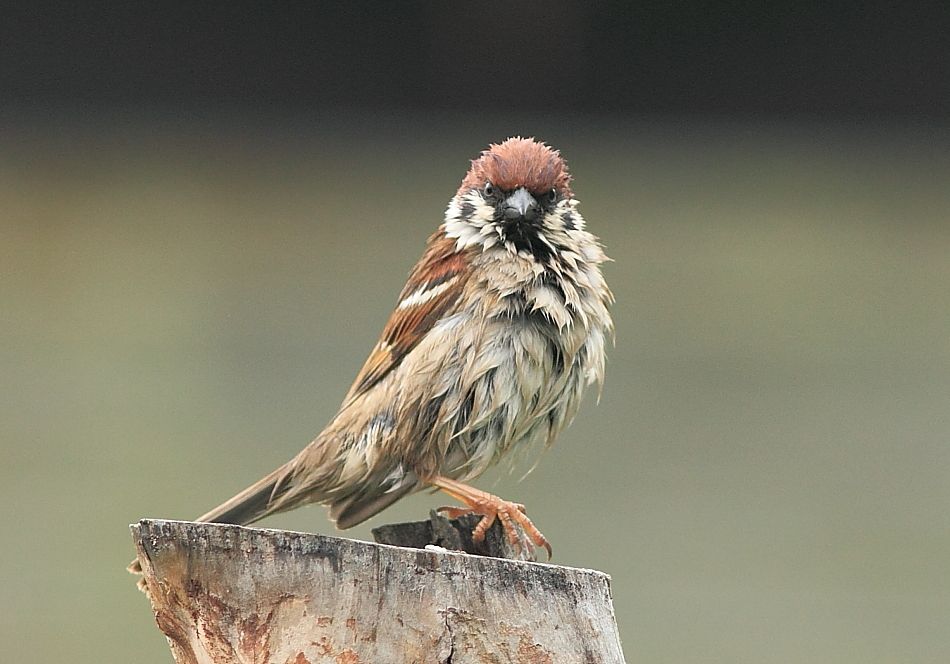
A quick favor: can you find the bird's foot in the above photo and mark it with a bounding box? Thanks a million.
[431,475,551,559]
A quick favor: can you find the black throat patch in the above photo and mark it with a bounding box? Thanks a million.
[501,219,554,263]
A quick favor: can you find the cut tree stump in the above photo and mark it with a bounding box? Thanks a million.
[131,518,626,664]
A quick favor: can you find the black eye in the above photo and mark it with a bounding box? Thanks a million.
[483,182,495,198]
[548,189,558,205]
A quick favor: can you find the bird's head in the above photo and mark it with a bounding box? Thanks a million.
[445,138,583,261]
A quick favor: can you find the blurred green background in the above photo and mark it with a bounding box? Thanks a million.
[2,115,948,662]
[3,3,950,662]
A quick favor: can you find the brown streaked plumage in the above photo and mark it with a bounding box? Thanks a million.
[130,137,612,585]
[343,232,472,405]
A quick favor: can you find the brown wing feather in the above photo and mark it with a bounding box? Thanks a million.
[342,230,469,405]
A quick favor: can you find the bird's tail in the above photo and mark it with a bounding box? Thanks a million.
[128,462,298,586]
[195,464,291,525]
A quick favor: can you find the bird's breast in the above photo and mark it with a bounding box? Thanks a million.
[363,247,610,485]
[414,267,603,480]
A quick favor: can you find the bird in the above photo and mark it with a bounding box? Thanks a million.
[130,137,612,582]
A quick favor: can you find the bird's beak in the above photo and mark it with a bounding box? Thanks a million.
[503,188,539,223]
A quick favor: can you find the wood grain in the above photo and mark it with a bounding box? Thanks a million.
[131,519,625,664]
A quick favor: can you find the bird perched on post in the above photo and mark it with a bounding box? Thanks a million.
[130,137,612,581]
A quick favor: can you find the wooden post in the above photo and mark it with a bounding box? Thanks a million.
[131,518,626,663]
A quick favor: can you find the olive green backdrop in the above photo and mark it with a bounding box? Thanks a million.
[2,115,949,662]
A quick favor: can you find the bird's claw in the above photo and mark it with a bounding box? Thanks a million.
[437,494,552,560]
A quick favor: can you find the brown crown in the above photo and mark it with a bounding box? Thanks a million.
[458,137,572,197]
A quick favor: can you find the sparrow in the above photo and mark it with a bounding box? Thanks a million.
[130,137,612,580]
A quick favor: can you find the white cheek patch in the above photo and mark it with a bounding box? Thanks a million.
[560,199,585,230]
[444,198,462,220]
[466,190,495,224]
[397,276,458,310]
[444,192,498,250]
